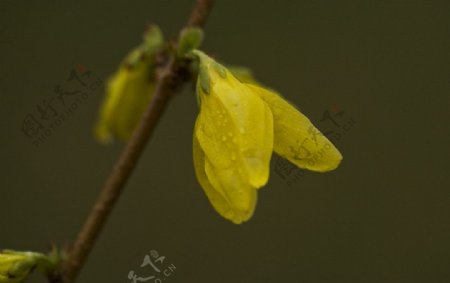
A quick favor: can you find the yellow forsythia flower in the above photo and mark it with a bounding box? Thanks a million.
[0,250,50,283]
[192,50,343,224]
[94,26,163,143]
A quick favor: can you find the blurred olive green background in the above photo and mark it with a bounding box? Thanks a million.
[1,0,449,282]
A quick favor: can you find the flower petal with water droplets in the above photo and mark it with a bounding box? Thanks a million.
[248,84,342,172]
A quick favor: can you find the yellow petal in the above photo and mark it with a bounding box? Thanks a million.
[193,128,255,224]
[195,63,273,188]
[248,84,343,172]
[0,251,44,283]
[94,71,124,144]
[95,62,154,143]
[111,65,154,141]
[204,159,257,224]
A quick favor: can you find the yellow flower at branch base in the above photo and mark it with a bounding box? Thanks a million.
[94,26,163,143]
[0,250,51,283]
[192,50,342,224]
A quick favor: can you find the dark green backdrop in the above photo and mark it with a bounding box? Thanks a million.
[1,0,449,282]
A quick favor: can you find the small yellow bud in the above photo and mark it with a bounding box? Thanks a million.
[0,250,51,283]
[94,26,164,143]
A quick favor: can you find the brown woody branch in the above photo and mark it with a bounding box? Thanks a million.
[57,0,214,282]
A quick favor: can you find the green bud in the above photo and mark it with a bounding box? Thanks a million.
[177,27,204,56]
[123,25,164,68]
[143,25,164,52]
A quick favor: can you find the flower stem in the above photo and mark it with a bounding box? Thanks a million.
[58,1,214,282]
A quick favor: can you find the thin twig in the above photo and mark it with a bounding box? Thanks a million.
[59,0,214,282]
[187,0,215,27]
